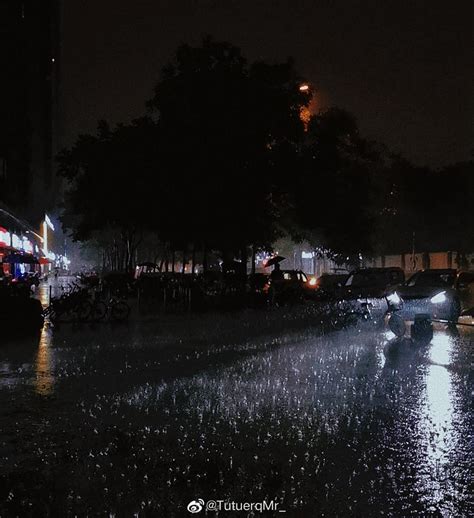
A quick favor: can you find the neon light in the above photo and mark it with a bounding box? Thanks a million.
[22,236,33,254]
[0,227,10,247]
[12,234,22,249]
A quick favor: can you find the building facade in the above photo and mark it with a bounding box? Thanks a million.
[0,0,61,223]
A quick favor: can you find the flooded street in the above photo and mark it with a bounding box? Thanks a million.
[0,315,473,517]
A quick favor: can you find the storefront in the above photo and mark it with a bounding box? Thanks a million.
[0,207,66,280]
[0,225,41,280]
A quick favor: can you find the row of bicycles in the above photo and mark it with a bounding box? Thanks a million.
[44,282,130,323]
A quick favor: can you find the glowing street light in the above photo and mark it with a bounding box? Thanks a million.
[298,83,313,130]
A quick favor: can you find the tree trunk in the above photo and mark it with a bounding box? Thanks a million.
[241,246,247,276]
[181,248,186,274]
[164,248,169,272]
[203,244,208,273]
[191,244,196,276]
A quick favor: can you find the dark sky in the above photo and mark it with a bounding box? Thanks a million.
[61,0,473,167]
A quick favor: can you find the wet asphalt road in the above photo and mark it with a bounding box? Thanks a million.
[0,312,473,517]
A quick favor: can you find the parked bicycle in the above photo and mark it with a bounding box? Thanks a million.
[44,282,92,323]
[88,294,130,322]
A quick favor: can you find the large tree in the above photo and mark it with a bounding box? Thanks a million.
[288,107,382,264]
[147,37,310,262]
[58,117,160,271]
[60,38,311,271]
[62,38,419,271]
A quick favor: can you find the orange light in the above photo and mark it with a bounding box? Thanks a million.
[300,106,311,129]
[299,84,309,92]
[308,277,317,286]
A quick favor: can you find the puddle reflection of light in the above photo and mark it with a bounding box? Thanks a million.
[425,365,452,462]
[37,282,51,308]
[35,327,55,396]
[429,331,451,366]
[419,331,454,499]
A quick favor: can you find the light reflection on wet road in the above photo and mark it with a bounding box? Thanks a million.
[34,328,55,397]
[0,316,472,516]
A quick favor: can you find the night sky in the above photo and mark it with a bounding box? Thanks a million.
[61,0,473,167]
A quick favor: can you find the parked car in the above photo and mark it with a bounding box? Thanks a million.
[312,273,348,300]
[266,269,318,303]
[335,267,405,322]
[390,269,461,322]
[455,271,474,316]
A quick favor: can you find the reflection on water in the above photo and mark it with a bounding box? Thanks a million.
[425,364,452,463]
[36,277,71,308]
[36,282,51,308]
[418,332,455,506]
[429,331,452,366]
[1,318,471,516]
[34,327,55,396]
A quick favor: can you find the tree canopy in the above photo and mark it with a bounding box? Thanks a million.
[58,37,474,272]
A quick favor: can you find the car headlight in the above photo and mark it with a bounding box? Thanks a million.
[387,292,401,305]
[430,291,447,304]
[308,277,317,286]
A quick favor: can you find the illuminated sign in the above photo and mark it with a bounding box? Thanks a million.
[12,234,22,249]
[22,237,33,254]
[0,226,10,247]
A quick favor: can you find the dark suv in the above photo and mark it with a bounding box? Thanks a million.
[393,269,461,322]
[456,271,474,316]
[336,267,405,321]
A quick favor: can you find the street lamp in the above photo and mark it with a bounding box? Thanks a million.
[298,83,313,130]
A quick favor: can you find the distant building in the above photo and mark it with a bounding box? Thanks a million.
[0,0,61,224]
[273,238,474,278]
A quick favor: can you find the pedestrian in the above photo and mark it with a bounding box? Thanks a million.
[269,263,284,305]
[270,263,284,282]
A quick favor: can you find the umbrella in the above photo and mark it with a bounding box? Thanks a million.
[264,255,286,268]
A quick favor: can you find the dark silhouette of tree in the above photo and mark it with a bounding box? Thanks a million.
[147,36,309,266]
[59,37,471,274]
[371,156,474,259]
[58,117,160,271]
[288,107,381,264]
[58,38,310,271]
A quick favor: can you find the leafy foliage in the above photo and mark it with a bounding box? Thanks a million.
[58,37,473,272]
